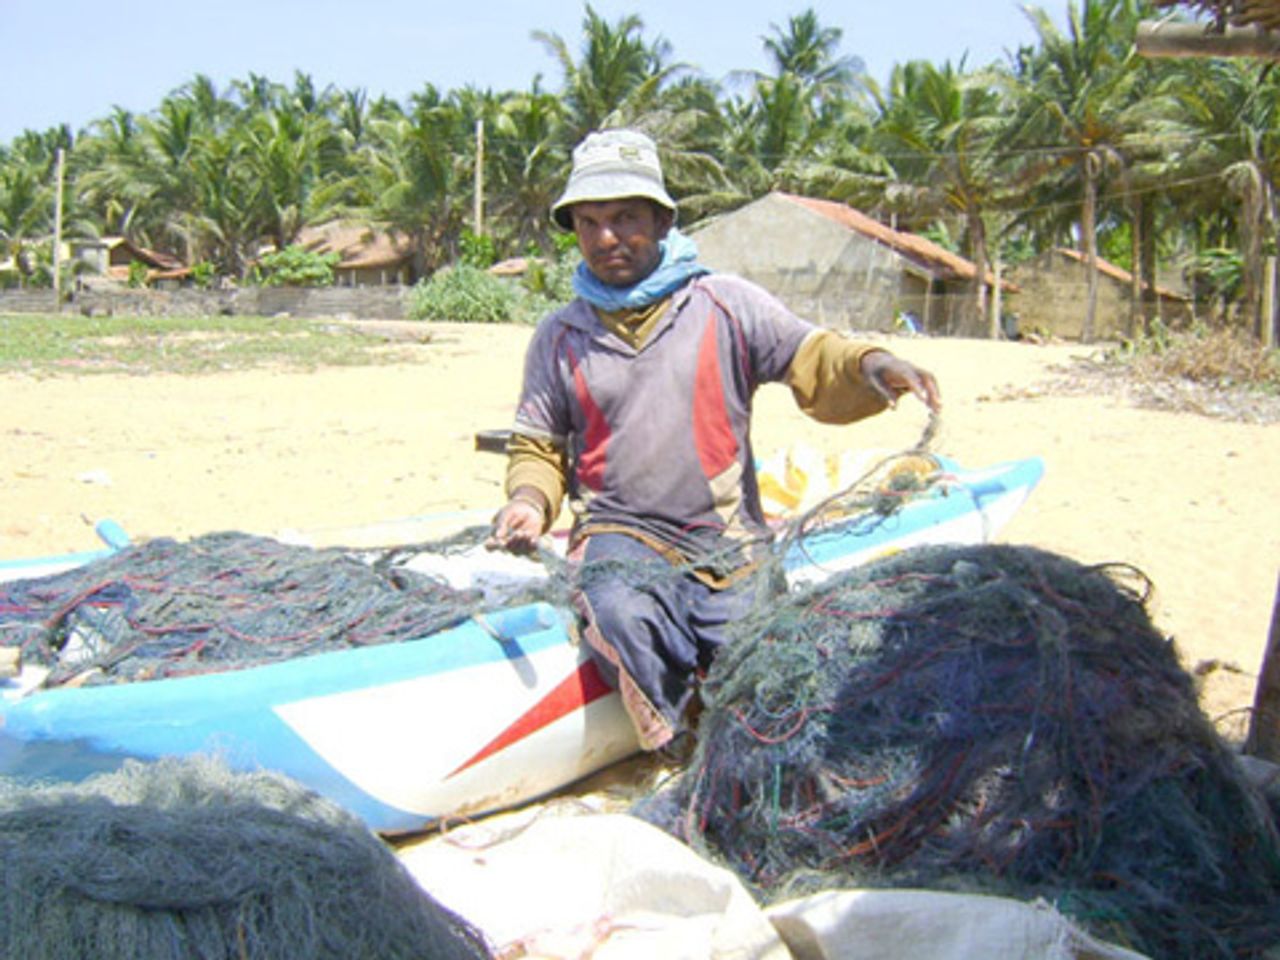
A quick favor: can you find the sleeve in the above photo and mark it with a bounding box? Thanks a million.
[504,433,568,528]
[511,317,572,444]
[784,329,892,424]
[505,314,573,528]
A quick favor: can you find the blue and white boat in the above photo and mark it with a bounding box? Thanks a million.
[0,455,1044,835]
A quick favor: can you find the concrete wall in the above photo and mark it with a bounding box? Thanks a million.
[1006,252,1194,340]
[334,265,413,287]
[692,194,899,332]
[0,285,411,320]
[690,193,974,335]
[0,290,60,313]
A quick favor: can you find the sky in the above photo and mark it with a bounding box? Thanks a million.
[1,0,1073,144]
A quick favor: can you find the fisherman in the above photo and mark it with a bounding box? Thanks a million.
[487,128,940,752]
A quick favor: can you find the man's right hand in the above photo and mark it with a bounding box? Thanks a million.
[485,491,548,554]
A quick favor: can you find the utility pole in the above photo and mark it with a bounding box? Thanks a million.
[473,119,484,238]
[52,147,65,312]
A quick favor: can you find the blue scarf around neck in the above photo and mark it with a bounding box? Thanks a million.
[572,228,711,312]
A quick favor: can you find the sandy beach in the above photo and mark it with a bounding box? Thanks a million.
[3,323,1276,736]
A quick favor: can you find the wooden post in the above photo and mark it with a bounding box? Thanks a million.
[1137,21,1280,60]
[52,146,65,312]
[473,119,485,238]
[1246,571,1280,762]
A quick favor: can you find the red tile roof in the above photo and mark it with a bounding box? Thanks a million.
[778,193,1007,288]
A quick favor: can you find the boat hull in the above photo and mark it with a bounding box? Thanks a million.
[0,457,1044,834]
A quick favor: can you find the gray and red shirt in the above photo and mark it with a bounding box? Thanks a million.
[512,274,817,571]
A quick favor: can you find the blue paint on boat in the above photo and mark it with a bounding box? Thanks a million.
[0,457,1045,833]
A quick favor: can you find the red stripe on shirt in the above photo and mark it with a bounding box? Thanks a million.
[567,344,610,491]
[692,314,739,477]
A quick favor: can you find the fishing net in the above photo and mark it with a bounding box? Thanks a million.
[0,756,493,960]
[635,543,1280,960]
[0,528,556,687]
[0,433,946,689]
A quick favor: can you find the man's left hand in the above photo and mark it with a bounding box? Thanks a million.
[860,351,942,412]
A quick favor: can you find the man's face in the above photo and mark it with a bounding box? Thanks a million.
[571,198,672,287]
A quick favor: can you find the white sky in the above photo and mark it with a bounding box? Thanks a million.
[1,0,1074,142]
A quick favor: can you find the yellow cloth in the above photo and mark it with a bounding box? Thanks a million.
[594,300,671,350]
[785,330,890,424]
[504,433,568,532]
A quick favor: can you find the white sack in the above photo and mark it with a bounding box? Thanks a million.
[766,889,1151,960]
[398,805,790,960]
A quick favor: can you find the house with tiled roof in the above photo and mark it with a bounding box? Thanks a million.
[70,236,185,285]
[1007,248,1193,341]
[689,192,1011,335]
[295,221,417,286]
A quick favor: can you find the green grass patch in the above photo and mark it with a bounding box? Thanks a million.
[0,314,421,376]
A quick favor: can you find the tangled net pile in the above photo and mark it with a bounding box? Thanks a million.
[0,426,948,689]
[637,543,1280,960]
[0,756,492,959]
[0,529,549,687]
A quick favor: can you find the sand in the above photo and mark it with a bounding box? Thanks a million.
[3,323,1276,736]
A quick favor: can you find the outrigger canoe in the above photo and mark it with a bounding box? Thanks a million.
[0,455,1043,835]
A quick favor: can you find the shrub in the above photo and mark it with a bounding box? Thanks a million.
[458,230,496,268]
[190,261,217,289]
[408,250,581,326]
[521,253,577,303]
[408,264,519,323]
[1115,321,1279,392]
[1184,248,1243,305]
[253,246,340,287]
[552,231,579,256]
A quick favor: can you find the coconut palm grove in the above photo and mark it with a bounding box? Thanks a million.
[2,1,1279,343]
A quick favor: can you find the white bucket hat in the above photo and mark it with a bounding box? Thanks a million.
[550,129,677,230]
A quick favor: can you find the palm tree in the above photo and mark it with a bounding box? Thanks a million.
[76,107,145,236]
[183,132,260,275]
[240,105,344,253]
[334,87,371,147]
[1008,0,1145,342]
[716,9,875,206]
[0,162,50,285]
[871,60,1014,334]
[179,74,237,131]
[633,75,742,223]
[351,86,468,277]
[761,8,864,105]
[476,83,570,255]
[78,95,206,262]
[231,73,282,115]
[533,5,681,144]
[1150,56,1280,336]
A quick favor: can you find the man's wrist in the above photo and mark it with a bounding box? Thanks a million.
[508,487,549,517]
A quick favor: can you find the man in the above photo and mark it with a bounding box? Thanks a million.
[488,129,940,751]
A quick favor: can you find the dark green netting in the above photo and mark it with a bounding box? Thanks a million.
[0,528,554,687]
[635,543,1280,960]
[0,441,943,689]
[0,757,492,959]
